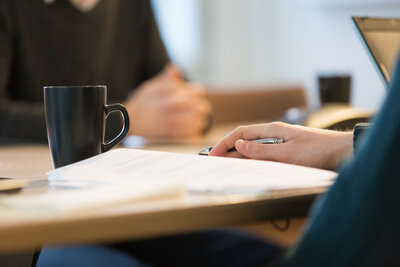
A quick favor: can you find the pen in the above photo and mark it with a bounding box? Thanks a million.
[199,137,284,156]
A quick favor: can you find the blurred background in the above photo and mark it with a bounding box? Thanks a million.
[152,0,400,111]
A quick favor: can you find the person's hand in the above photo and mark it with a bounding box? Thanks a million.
[124,64,212,139]
[209,122,354,170]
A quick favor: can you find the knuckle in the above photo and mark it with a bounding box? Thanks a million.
[267,121,286,132]
[235,125,246,132]
[269,121,284,128]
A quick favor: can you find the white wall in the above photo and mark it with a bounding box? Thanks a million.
[151,0,201,70]
[152,0,400,110]
[278,1,400,109]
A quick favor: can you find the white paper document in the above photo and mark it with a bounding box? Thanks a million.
[0,148,337,214]
[48,148,337,192]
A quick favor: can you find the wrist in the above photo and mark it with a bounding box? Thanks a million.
[328,131,354,170]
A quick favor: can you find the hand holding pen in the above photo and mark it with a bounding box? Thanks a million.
[205,123,288,159]
[206,122,353,170]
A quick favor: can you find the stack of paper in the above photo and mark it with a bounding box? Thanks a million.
[0,148,338,213]
[48,148,337,192]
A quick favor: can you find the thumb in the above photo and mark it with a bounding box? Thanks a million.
[235,139,280,161]
[163,63,183,81]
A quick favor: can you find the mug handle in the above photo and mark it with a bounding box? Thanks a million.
[102,103,130,152]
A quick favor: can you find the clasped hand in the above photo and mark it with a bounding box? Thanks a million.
[124,64,212,139]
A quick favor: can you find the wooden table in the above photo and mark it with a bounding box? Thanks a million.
[0,124,323,255]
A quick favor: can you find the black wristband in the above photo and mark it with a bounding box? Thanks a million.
[353,122,371,152]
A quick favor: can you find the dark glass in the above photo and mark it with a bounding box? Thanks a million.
[319,75,351,104]
[44,85,129,168]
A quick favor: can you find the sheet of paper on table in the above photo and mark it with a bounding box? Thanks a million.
[0,148,337,214]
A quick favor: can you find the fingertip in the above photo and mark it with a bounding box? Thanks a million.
[208,148,218,156]
[208,145,221,156]
[209,142,229,156]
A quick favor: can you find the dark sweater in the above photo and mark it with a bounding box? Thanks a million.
[0,0,169,143]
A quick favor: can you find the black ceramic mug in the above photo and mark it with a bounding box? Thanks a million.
[44,85,129,168]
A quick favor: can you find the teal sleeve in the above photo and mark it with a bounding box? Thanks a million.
[274,58,400,265]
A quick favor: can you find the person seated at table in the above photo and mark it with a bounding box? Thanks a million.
[0,0,211,143]
[38,56,400,266]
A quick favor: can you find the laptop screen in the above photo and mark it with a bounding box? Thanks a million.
[353,17,400,86]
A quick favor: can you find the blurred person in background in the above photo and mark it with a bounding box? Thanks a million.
[0,0,211,143]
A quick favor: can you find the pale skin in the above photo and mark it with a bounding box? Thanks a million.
[124,64,212,139]
[209,122,354,170]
